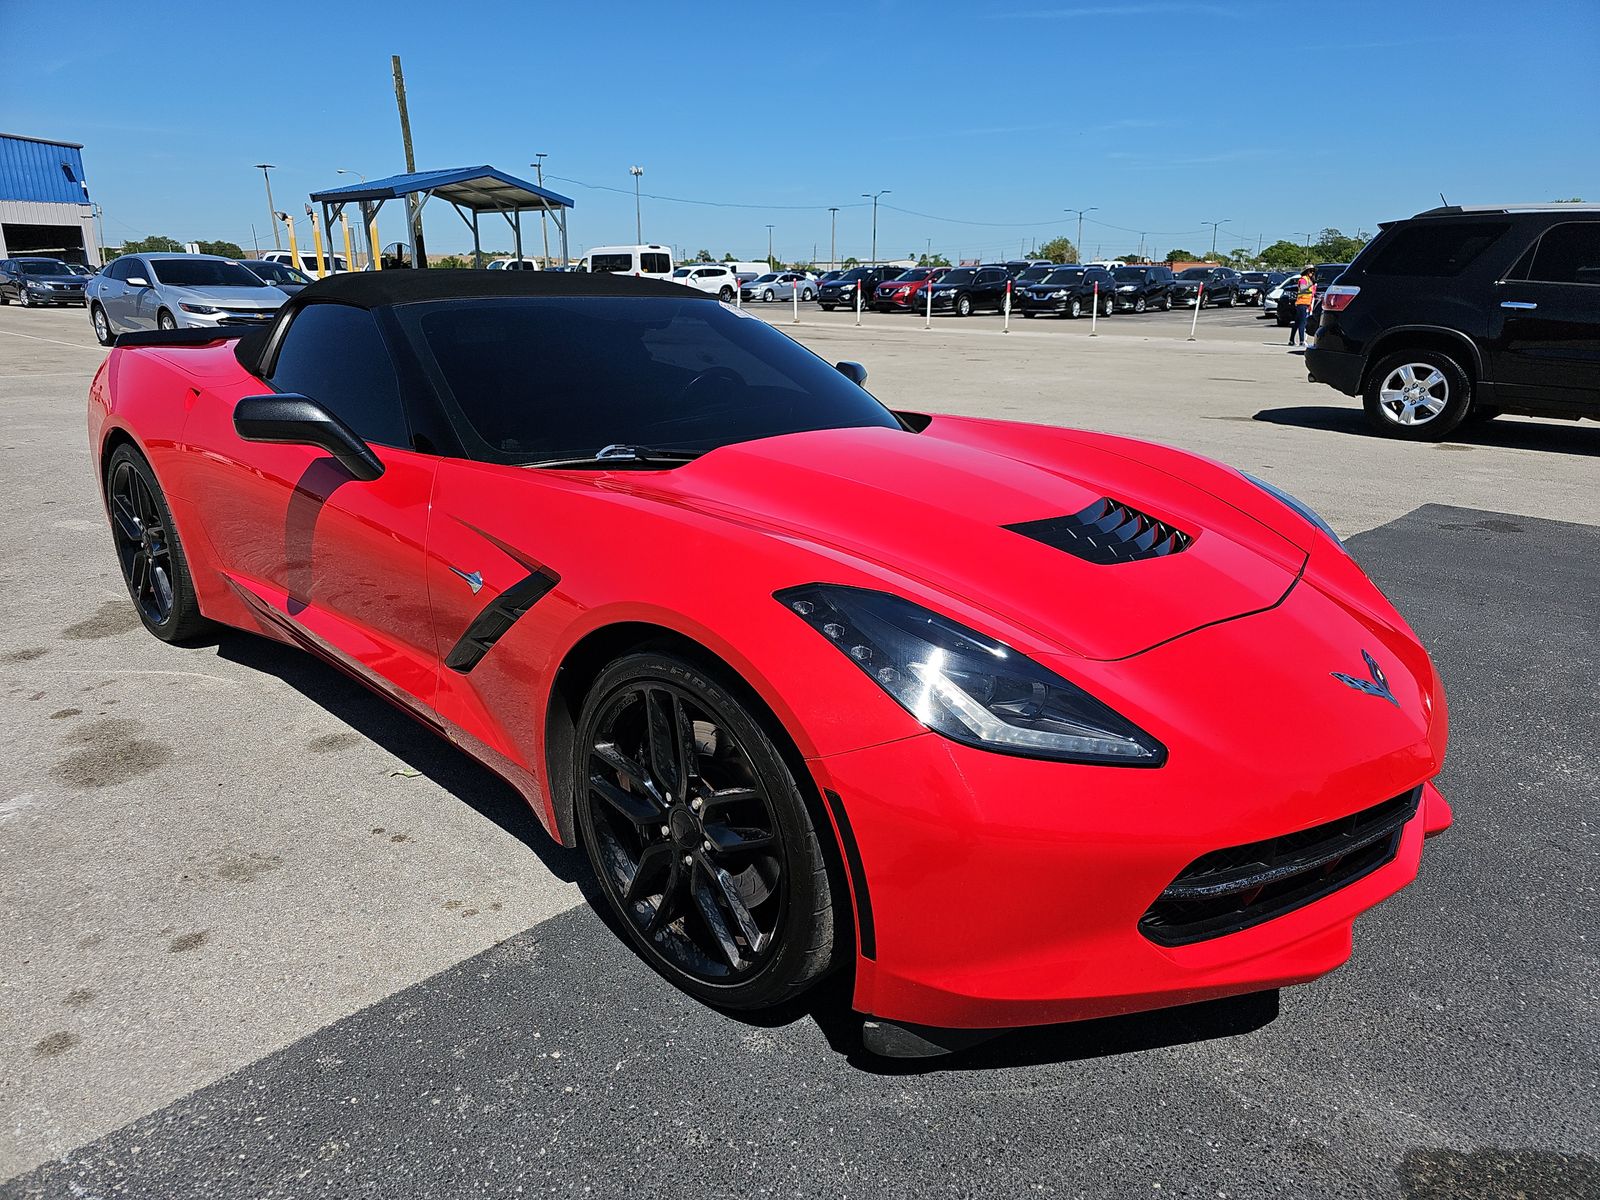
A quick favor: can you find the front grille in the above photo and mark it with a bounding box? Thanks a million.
[1006,497,1192,565]
[1139,788,1421,946]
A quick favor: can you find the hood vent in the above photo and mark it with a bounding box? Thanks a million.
[1005,497,1192,565]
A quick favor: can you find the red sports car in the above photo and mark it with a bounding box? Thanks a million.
[87,271,1450,1057]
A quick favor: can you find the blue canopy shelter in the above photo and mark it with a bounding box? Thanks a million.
[309,166,574,269]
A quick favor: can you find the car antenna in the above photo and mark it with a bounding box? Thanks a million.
[1439,192,1449,206]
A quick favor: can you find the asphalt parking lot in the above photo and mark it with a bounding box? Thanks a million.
[2,301,1596,1199]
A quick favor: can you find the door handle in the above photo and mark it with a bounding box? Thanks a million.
[1500,300,1538,310]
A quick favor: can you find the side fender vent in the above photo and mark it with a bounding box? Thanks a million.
[1006,497,1192,565]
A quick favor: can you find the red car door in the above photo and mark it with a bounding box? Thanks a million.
[181,304,440,716]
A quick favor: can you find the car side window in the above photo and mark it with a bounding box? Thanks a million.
[1526,222,1600,285]
[268,304,410,449]
[978,268,1004,284]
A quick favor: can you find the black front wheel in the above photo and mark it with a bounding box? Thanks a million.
[955,294,973,317]
[157,309,177,331]
[106,445,212,642]
[575,652,839,1011]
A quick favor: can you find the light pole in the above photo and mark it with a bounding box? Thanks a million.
[629,165,644,243]
[1204,220,1230,259]
[828,207,839,269]
[336,168,367,182]
[861,190,890,266]
[255,164,280,249]
[766,224,775,265]
[1064,207,1097,263]
[532,153,551,266]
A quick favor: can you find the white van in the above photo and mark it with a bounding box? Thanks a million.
[725,261,769,284]
[262,250,347,277]
[581,244,675,280]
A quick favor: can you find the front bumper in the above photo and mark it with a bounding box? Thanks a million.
[875,291,918,309]
[26,288,85,305]
[807,572,1450,1031]
[1172,291,1201,306]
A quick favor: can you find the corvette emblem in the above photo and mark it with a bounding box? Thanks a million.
[448,565,484,594]
[1332,650,1399,707]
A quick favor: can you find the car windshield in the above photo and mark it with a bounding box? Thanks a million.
[150,259,267,287]
[1042,269,1085,285]
[753,273,779,283]
[1176,268,1212,280]
[670,268,694,278]
[397,296,903,465]
[894,268,934,282]
[939,269,976,284]
[251,261,310,284]
[1241,272,1268,283]
[1110,267,1146,282]
[67,264,93,275]
[18,261,68,276]
[1016,267,1052,284]
[838,268,876,281]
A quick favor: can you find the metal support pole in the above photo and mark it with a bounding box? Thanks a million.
[1002,280,1011,333]
[255,164,281,250]
[829,207,838,270]
[340,214,355,274]
[472,210,482,269]
[924,279,932,330]
[392,55,426,265]
[792,277,799,324]
[282,213,300,273]
[854,281,862,327]
[307,207,327,278]
[533,155,551,267]
[1188,284,1203,340]
[512,210,523,264]
[1089,282,1099,336]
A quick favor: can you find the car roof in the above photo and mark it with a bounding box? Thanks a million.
[133,252,234,260]
[272,268,710,312]
[1413,203,1600,217]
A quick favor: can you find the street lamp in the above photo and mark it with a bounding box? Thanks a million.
[766,224,775,264]
[629,165,644,243]
[1064,207,1097,263]
[254,163,280,250]
[862,190,890,266]
[336,168,367,182]
[532,153,551,265]
[1204,219,1230,259]
[828,207,839,270]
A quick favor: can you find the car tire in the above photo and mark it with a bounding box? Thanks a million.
[157,309,177,331]
[955,294,972,317]
[1022,310,1035,318]
[0,291,8,306]
[104,444,213,643]
[1362,349,1473,441]
[1221,292,1235,307]
[718,287,734,302]
[1068,297,1082,319]
[802,287,814,300]
[574,651,840,1012]
[1160,295,1171,311]
[1101,294,1114,317]
[820,304,834,312]
[1133,297,1146,314]
[91,303,115,346]
[761,290,774,302]
[18,290,32,308]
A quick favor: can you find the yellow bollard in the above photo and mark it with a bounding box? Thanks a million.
[306,206,327,278]
[280,213,300,276]
[370,219,382,270]
[340,214,355,276]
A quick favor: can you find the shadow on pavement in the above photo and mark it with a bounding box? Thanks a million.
[1253,404,1600,455]
[214,631,582,883]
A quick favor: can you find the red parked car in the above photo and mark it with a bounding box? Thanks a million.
[87,270,1451,1057]
[873,266,948,312]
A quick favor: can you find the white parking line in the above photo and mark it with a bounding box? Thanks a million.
[0,328,105,352]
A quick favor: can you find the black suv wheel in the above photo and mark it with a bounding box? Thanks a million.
[1363,349,1473,440]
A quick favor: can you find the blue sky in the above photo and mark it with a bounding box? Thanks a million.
[4,0,1597,261]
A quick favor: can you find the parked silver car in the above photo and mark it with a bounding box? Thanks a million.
[87,253,288,346]
[737,271,816,302]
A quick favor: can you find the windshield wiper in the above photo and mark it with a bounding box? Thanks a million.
[525,443,706,469]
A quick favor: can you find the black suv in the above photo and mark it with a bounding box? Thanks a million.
[1169,266,1241,307]
[1017,265,1117,318]
[817,265,901,311]
[1307,205,1600,438]
[928,265,1011,316]
[1108,264,1175,312]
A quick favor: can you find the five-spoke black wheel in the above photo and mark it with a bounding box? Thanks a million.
[575,652,838,1009]
[106,445,210,641]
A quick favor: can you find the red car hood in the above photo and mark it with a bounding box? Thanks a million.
[629,418,1308,661]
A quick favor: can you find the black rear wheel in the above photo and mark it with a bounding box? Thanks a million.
[91,304,115,346]
[575,652,838,1010]
[106,445,212,642]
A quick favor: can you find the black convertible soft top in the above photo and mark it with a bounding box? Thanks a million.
[286,268,705,311]
[234,268,709,377]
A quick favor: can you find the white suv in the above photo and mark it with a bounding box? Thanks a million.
[667,263,739,300]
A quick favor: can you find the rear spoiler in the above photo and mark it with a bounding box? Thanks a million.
[113,328,252,350]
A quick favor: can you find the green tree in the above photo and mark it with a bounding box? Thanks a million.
[693,248,714,262]
[1164,247,1196,263]
[916,252,952,267]
[721,251,736,261]
[434,255,473,269]
[1310,227,1367,262]
[118,235,184,255]
[1036,235,1078,263]
[196,239,245,259]
[1258,240,1307,269]
[843,255,860,266]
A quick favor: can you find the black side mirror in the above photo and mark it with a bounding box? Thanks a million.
[233,393,385,482]
[835,361,868,387]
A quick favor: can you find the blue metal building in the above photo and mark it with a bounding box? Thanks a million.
[0,132,100,265]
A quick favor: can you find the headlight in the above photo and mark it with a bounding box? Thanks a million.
[179,302,220,314]
[840,284,855,292]
[1050,290,1069,299]
[1117,285,1136,291]
[777,585,1165,766]
[1242,472,1345,550]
